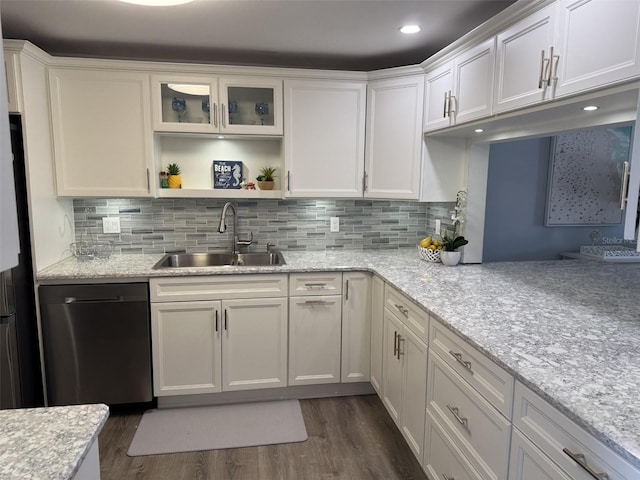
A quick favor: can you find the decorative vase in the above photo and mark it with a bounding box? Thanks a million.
[168,174,182,189]
[440,251,461,266]
[257,180,274,190]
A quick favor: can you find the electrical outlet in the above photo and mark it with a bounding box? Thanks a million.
[330,217,340,233]
[435,219,441,235]
[102,217,121,234]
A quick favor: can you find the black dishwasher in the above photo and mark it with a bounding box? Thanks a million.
[39,283,153,406]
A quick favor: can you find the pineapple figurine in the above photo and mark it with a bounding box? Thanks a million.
[167,163,182,189]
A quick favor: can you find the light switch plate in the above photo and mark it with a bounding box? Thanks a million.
[435,219,441,235]
[102,217,121,234]
[330,217,340,233]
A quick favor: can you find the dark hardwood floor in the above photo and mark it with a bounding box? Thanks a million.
[99,394,428,480]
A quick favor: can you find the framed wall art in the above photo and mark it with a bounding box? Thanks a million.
[545,125,633,226]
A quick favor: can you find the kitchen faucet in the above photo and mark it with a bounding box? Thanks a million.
[217,202,252,254]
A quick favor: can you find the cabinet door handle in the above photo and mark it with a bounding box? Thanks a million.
[287,170,291,192]
[213,103,218,127]
[620,161,631,209]
[563,448,609,480]
[393,331,398,356]
[215,310,219,332]
[345,279,349,301]
[146,168,150,193]
[397,336,404,359]
[443,90,448,118]
[538,49,548,89]
[446,404,469,429]
[448,92,456,117]
[363,172,368,193]
[221,103,226,127]
[449,350,472,371]
[224,309,228,331]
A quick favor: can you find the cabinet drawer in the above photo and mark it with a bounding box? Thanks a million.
[427,350,511,480]
[513,381,640,480]
[430,318,514,418]
[289,272,342,296]
[150,274,288,302]
[509,427,572,480]
[384,284,429,342]
[424,410,483,480]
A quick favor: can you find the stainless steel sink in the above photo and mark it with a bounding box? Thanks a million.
[152,251,286,269]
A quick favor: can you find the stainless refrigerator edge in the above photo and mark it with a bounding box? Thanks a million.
[0,114,45,409]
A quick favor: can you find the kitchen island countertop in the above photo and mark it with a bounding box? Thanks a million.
[37,249,640,469]
[0,403,109,480]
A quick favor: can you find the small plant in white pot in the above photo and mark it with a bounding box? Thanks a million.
[440,235,468,266]
[256,166,276,190]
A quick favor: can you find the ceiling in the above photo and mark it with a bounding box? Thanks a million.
[1,0,516,71]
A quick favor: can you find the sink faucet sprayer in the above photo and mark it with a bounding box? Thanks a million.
[217,202,253,254]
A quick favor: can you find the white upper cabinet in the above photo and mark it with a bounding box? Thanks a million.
[424,38,495,132]
[495,0,640,115]
[554,0,640,97]
[365,75,424,200]
[152,74,283,136]
[284,79,366,197]
[494,3,558,114]
[49,68,154,197]
[424,63,454,131]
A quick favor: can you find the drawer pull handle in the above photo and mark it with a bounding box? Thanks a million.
[397,336,404,359]
[446,404,468,429]
[215,310,219,332]
[304,283,327,288]
[394,304,409,316]
[449,350,472,371]
[304,300,328,305]
[563,448,609,480]
[442,475,455,480]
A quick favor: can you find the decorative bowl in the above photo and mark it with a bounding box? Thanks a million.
[418,246,441,263]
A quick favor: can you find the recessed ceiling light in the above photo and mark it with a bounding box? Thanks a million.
[400,25,421,34]
[217,136,225,139]
[120,0,195,6]
[583,105,599,111]
[474,128,484,133]
[168,84,210,96]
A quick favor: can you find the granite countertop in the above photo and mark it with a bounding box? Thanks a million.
[0,403,109,480]
[37,250,640,468]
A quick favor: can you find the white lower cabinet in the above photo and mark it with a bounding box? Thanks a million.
[288,294,342,385]
[151,300,222,396]
[221,298,288,391]
[150,275,287,397]
[426,351,511,480]
[423,410,483,480]
[341,272,371,383]
[512,381,640,480]
[508,427,572,480]
[381,286,429,461]
[369,275,384,395]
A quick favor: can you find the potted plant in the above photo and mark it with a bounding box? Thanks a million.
[256,166,276,190]
[167,163,182,189]
[440,235,469,266]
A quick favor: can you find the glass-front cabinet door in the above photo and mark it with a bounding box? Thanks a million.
[219,77,283,135]
[152,74,282,136]
[152,75,219,133]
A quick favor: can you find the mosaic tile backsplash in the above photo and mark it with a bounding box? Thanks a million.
[73,198,455,254]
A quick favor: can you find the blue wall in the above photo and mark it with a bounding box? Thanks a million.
[482,137,625,262]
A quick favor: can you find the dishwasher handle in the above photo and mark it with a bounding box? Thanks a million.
[64,296,125,304]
